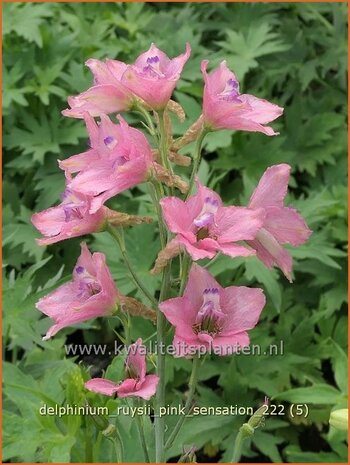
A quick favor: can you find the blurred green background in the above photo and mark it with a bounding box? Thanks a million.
[2,2,348,463]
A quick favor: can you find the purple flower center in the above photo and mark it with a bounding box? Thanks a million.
[194,197,220,237]
[63,205,84,222]
[61,189,86,222]
[104,136,114,145]
[192,288,226,336]
[142,55,165,78]
[75,266,84,274]
[219,78,241,102]
[147,56,160,64]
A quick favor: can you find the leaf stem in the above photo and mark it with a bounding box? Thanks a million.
[106,223,157,307]
[135,401,151,462]
[165,356,201,450]
[186,129,208,199]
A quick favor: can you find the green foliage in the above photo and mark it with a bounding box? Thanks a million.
[3,2,347,463]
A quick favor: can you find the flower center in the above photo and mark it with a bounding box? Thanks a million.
[194,197,219,240]
[104,135,117,149]
[112,155,128,168]
[124,362,139,380]
[142,55,165,77]
[219,78,241,101]
[192,288,226,336]
[61,189,86,222]
[75,266,101,299]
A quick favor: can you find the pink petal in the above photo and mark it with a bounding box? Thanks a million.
[59,149,99,174]
[264,206,312,246]
[222,116,280,136]
[89,157,149,213]
[214,206,265,242]
[160,197,194,236]
[36,282,77,318]
[62,85,131,118]
[217,243,256,258]
[248,228,293,281]
[93,252,119,301]
[134,43,171,69]
[220,286,265,334]
[129,374,159,400]
[201,59,238,96]
[85,378,119,396]
[165,43,191,78]
[32,206,65,237]
[105,59,130,80]
[186,178,223,221]
[177,235,216,260]
[238,94,284,125]
[125,338,146,381]
[184,263,222,309]
[159,296,198,338]
[172,334,207,357]
[211,332,250,355]
[86,58,126,86]
[249,164,291,209]
[121,66,176,109]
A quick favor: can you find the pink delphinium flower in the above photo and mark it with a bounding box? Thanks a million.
[62,59,134,118]
[201,60,283,135]
[121,43,191,109]
[63,43,191,117]
[247,164,312,281]
[60,113,154,214]
[160,179,265,260]
[31,185,109,246]
[85,338,159,400]
[159,264,265,356]
[36,243,119,340]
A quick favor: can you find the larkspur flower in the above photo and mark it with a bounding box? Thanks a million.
[63,43,191,117]
[60,113,154,214]
[36,243,119,340]
[247,164,312,281]
[151,179,264,271]
[201,60,283,135]
[85,338,159,400]
[159,264,266,356]
[31,185,108,246]
[121,43,191,109]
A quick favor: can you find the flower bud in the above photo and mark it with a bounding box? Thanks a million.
[329,409,348,431]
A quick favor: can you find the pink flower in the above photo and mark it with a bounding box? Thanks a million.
[36,243,119,340]
[160,179,265,260]
[32,185,108,246]
[201,60,283,135]
[159,264,265,356]
[247,164,312,281]
[62,59,134,118]
[121,43,191,109]
[60,113,154,214]
[63,43,191,117]
[85,339,159,400]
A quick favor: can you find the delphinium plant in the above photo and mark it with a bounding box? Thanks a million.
[32,43,311,463]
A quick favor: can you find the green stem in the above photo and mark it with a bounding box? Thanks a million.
[135,402,151,462]
[157,109,172,173]
[106,224,157,307]
[186,129,208,199]
[179,253,192,296]
[111,435,123,463]
[148,181,167,249]
[231,428,246,463]
[155,263,170,462]
[134,102,157,137]
[165,356,201,450]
